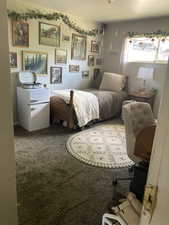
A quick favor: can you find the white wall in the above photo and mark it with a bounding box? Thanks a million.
[0,0,18,224]
[103,17,169,117]
[8,1,103,123]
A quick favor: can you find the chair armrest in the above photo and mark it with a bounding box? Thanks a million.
[134,125,156,161]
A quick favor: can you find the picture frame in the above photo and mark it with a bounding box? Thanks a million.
[69,65,80,72]
[91,40,99,53]
[71,34,87,60]
[12,20,29,47]
[88,55,94,66]
[55,49,67,64]
[22,51,48,75]
[9,52,17,68]
[94,68,100,80]
[39,22,60,47]
[50,67,62,84]
[82,71,89,79]
[96,58,102,66]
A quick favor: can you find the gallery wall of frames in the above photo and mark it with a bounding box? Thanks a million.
[8,18,103,90]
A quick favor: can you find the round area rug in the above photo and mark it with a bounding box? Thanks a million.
[66,123,134,168]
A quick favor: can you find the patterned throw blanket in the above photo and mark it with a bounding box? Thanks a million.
[52,89,99,127]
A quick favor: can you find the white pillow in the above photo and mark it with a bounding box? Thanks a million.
[99,72,126,92]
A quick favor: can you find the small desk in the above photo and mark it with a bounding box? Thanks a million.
[129,91,156,109]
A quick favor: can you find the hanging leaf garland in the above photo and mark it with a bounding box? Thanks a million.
[128,30,169,39]
[7,10,102,36]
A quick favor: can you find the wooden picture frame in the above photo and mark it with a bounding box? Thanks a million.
[50,67,62,84]
[71,34,87,60]
[91,40,99,53]
[22,51,48,75]
[12,20,29,47]
[9,52,17,68]
[39,22,60,47]
[69,65,80,72]
[55,49,67,64]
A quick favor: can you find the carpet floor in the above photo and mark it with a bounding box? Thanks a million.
[14,119,130,225]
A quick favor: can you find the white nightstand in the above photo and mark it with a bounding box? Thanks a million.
[17,87,50,132]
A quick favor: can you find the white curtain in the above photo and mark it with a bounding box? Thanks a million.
[119,36,130,74]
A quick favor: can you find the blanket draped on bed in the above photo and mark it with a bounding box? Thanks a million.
[52,89,100,127]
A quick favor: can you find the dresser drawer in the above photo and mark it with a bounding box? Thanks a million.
[30,89,50,103]
[29,103,49,131]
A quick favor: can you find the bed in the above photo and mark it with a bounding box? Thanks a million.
[50,73,128,129]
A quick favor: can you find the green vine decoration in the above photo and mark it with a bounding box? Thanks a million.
[7,10,102,36]
[128,30,169,39]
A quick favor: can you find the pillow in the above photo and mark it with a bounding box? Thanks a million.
[99,72,126,92]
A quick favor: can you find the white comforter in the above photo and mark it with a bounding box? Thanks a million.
[52,89,99,127]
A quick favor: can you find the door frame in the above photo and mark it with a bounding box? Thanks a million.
[140,60,169,225]
[0,0,18,224]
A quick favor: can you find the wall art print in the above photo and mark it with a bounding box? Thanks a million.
[39,22,60,47]
[71,34,87,60]
[50,66,62,84]
[9,52,17,68]
[91,40,99,53]
[22,51,48,75]
[55,49,67,64]
[12,20,29,47]
[69,65,80,72]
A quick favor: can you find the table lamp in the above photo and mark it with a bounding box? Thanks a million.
[137,67,154,92]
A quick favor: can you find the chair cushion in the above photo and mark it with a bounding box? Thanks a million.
[99,72,126,92]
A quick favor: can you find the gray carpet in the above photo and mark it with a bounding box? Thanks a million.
[14,119,130,225]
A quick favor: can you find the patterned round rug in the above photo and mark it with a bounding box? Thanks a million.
[66,123,134,168]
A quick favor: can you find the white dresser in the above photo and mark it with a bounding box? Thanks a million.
[17,87,50,132]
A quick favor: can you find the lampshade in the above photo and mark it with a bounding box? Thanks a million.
[137,67,154,80]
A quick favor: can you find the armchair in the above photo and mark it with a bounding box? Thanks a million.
[113,102,156,185]
[123,102,156,162]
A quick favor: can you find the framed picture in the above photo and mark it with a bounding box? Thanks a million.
[94,68,100,80]
[9,52,17,68]
[50,67,62,84]
[12,21,29,47]
[22,51,48,75]
[96,58,102,65]
[39,22,60,47]
[91,40,99,53]
[55,49,67,64]
[82,71,89,79]
[69,65,80,72]
[88,55,94,66]
[62,35,70,42]
[71,34,87,60]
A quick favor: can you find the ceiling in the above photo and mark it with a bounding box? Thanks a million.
[8,0,169,23]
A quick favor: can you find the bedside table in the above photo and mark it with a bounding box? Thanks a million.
[129,91,156,109]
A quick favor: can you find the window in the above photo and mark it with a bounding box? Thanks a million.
[126,37,169,63]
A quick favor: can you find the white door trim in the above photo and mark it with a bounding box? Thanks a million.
[140,60,169,225]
